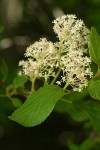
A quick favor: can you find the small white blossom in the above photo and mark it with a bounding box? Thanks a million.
[56,81,61,85]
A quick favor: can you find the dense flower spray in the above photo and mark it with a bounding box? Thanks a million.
[19,38,56,81]
[19,14,93,92]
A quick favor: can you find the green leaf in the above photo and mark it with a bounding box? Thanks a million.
[68,107,88,122]
[68,141,79,150]
[0,59,8,80]
[54,100,72,113]
[90,62,98,76]
[89,77,100,100]
[62,87,89,102]
[55,88,89,122]
[0,97,15,112]
[0,97,15,127]
[80,139,96,150]
[54,100,87,122]
[6,84,13,92]
[73,99,100,133]
[68,139,96,150]
[0,25,4,33]
[11,98,22,107]
[9,85,65,127]
[13,75,28,88]
[88,27,100,66]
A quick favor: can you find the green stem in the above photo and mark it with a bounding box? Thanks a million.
[51,68,61,84]
[63,82,70,90]
[60,98,72,104]
[51,39,64,85]
[31,77,36,92]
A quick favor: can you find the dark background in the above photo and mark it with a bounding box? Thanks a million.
[0,0,100,150]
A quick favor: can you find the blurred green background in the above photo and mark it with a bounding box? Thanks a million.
[0,0,100,150]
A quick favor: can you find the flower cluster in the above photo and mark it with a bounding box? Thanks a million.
[19,14,93,92]
[19,38,57,81]
[53,15,93,91]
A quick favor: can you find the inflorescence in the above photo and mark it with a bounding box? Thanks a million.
[19,14,93,92]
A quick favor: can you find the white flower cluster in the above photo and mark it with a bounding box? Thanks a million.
[19,14,93,92]
[19,38,57,81]
[53,15,93,91]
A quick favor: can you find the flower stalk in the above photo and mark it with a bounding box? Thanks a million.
[31,77,36,92]
[51,68,61,84]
